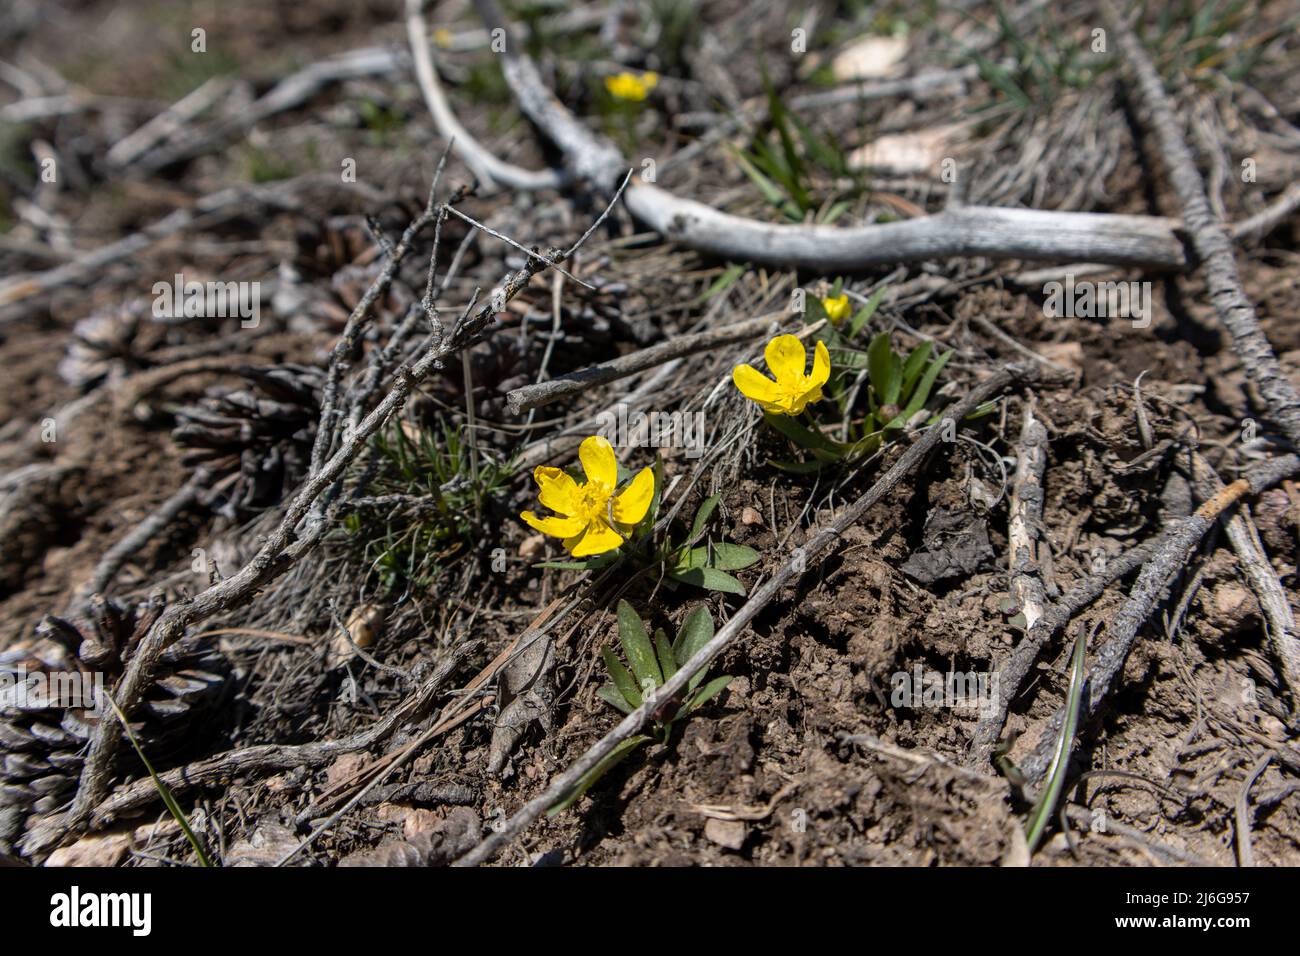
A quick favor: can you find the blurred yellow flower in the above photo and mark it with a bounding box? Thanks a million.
[822,293,851,325]
[432,28,454,49]
[732,334,831,417]
[521,436,654,557]
[605,71,659,102]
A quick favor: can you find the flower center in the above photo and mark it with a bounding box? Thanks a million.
[574,481,613,523]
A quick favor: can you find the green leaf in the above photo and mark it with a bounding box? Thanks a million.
[597,683,634,715]
[673,605,715,666]
[653,627,677,682]
[731,146,795,213]
[900,348,952,420]
[900,341,933,397]
[688,494,721,544]
[707,542,760,571]
[616,599,662,691]
[683,675,734,714]
[763,412,847,456]
[818,200,851,225]
[535,558,606,571]
[868,331,902,405]
[675,542,757,573]
[827,348,870,371]
[601,643,642,709]
[547,735,651,814]
[702,263,746,302]
[848,286,886,340]
[804,295,829,324]
[671,566,747,595]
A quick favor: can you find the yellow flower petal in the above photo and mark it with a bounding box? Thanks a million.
[565,519,624,557]
[578,435,618,490]
[822,294,851,324]
[764,334,808,384]
[641,71,659,90]
[790,384,824,416]
[533,466,580,516]
[521,510,585,538]
[604,72,648,101]
[810,340,831,389]
[611,466,654,525]
[732,364,782,408]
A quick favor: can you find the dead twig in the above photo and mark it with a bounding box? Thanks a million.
[405,0,562,191]
[506,312,789,413]
[1234,754,1272,867]
[0,176,384,315]
[1188,452,1300,706]
[1008,398,1050,631]
[1104,0,1300,447]
[71,469,210,608]
[466,0,1192,273]
[1016,455,1300,786]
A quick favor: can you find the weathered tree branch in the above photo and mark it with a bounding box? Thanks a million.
[1104,0,1300,446]
[505,312,787,413]
[1015,453,1300,787]
[459,0,1196,273]
[1008,399,1050,631]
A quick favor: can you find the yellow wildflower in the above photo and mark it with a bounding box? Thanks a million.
[821,293,851,325]
[432,27,454,49]
[521,436,655,557]
[604,71,659,102]
[732,334,831,417]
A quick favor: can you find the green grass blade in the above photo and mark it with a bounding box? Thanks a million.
[847,286,887,340]
[106,695,213,867]
[1024,631,1088,853]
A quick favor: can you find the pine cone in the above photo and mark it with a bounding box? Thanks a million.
[0,596,230,852]
[57,299,154,389]
[172,364,323,517]
[273,216,414,333]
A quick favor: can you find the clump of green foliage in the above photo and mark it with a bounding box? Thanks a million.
[549,601,732,813]
[346,418,515,591]
[731,79,864,224]
[765,284,958,472]
[935,3,1108,114]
